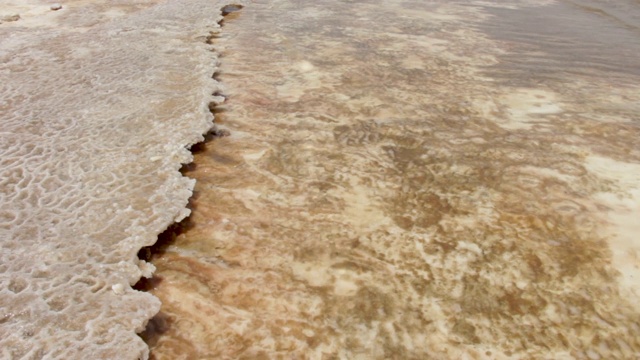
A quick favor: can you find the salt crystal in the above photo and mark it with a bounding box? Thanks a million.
[111,283,125,295]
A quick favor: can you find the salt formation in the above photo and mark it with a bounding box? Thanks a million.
[0,0,243,358]
[0,13,20,23]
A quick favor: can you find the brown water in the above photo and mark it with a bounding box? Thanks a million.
[141,0,640,358]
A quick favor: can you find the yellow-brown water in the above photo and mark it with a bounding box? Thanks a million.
[141,0,640,358]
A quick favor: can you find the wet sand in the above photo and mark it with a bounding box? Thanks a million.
[141,0,640,359]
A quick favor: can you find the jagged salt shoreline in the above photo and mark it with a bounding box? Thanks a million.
[0,1,244,358]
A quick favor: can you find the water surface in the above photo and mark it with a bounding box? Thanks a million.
[142,1,640,358]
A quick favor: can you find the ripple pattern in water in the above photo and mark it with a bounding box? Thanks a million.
[142,0,640,358]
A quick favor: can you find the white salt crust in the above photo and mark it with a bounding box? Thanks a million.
[0,1,244,358]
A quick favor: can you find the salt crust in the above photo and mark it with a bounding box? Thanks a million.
[0,1,243,358]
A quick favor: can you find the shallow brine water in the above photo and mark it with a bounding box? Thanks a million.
[141,0,640,358]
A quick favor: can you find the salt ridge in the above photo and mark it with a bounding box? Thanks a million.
[0,1,245,358]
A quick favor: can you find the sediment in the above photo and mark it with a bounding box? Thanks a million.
[139,0,640,358]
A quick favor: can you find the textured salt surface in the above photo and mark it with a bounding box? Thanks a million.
[0,1,243,358]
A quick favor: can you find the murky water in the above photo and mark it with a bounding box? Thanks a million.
[141,0,640,358]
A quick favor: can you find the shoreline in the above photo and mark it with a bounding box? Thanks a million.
[2,0,640,359]
[0,1,246,358]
